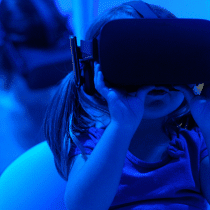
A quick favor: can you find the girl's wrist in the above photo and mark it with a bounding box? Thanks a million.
[110,120,138,133]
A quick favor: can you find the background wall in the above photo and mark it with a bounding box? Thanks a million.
[56,0,210,46]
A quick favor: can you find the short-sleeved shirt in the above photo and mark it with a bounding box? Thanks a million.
[69,125,209,209]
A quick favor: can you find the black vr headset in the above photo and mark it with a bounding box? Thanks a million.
[70,1,210,96]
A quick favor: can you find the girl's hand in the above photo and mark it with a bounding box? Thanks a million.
[174,83,210,135]
[94,62,155,129]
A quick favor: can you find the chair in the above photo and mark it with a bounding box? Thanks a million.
[0,141,67,210]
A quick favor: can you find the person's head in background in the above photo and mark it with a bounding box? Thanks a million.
[0,0,71,149]
[43,2,199,182]
[0,0,71,89]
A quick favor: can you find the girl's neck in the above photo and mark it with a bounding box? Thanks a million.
[131,117,170,146]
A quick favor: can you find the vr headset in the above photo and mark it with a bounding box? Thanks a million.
[70,1,210,96]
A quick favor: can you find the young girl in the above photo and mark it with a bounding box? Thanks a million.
[43,2,209,210]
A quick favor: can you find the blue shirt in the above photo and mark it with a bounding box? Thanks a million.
[69,126,209,209]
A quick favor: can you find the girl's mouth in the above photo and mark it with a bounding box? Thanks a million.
[148,90,168,95]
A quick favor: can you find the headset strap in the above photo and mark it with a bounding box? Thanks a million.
[122,1,158,19]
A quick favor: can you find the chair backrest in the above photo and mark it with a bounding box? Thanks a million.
[0,141,67,209]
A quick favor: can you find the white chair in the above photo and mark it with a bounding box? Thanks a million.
[0,141,67,210]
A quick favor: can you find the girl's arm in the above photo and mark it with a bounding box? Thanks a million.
[64,121,136,210]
